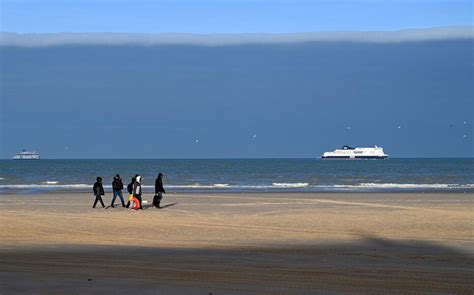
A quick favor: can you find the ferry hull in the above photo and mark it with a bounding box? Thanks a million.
[321,145,388,160]
[12,150,41,160]
[321,155,388,160]
[13,157,41,160]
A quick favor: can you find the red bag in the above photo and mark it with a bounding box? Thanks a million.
[129,197,140,210]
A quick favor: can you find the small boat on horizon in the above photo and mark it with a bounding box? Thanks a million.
[13,150,41,160]
[321,145,388,160]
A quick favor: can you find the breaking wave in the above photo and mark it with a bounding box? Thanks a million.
[164,183,230,189]
[331,183,474,189]
[0,184,90,190]
[42,181,59,185]
[272,183,309,188]
[0,182,473,192]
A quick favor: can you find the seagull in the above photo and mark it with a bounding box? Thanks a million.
[346,126,351,130]
[253,134,257,138]
[195,139,199,143]
[398,125,401,129]
[463,134,467,138]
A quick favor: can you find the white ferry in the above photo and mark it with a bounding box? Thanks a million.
[13,150,41,160]
[321,145,388,160]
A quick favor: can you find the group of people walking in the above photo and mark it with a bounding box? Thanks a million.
[92,173,166,210]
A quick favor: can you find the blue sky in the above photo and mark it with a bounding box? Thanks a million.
[1,0,472,33]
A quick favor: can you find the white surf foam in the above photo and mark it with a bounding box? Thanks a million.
[166,183,309,189]
[42,181,59,185]
[0,182,472,191]
[331,183,474,189]
[272,182,309,188]
[0,184,89,189]
[165,183,231,189]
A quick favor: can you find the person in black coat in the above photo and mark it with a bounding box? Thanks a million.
[125,176,137,209]
[154,173,166,208]
[110,174,125,208]
[92,177,105,208]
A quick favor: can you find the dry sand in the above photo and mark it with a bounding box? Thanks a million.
[0,192,472,294]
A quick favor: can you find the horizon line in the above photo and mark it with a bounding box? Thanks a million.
[2,157,473,160]
[1,26,473,47]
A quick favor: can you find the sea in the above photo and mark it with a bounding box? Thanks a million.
[0,158,473,194]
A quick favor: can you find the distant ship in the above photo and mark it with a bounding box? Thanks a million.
[321,145,388,160]
[13,150,41,160]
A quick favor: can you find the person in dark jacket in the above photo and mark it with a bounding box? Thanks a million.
[92,177,105,208]
[126,176,136,209]
[133,175,143,209]
[154,173,166,208]
[110,174,125,208]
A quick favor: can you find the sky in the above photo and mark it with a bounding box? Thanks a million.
[0,0,472,33]
[0,1,473,159]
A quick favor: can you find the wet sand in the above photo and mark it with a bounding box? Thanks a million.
[0,192,473,294]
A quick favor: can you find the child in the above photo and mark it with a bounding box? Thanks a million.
[92,177,105,208]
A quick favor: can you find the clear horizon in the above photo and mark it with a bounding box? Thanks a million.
[3,157,474,160]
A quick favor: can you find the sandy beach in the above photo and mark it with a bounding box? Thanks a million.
[0,192,472,294]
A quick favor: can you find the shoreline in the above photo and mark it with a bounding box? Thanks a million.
[1,188,474,195]
[1,192,472,294]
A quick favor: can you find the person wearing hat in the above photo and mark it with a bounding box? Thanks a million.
[110,174,125,208]
[92,177,105,208]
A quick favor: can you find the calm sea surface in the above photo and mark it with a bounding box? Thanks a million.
[0,158,473,194]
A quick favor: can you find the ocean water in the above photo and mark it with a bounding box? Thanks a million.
[0,158,473,194]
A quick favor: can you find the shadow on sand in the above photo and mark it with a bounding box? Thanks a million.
[160,202,178,209]
[141,202,178,210]
[0,235,472,294]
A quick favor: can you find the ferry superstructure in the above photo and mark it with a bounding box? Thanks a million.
[13,150,41,160]
[321,145,388,160]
